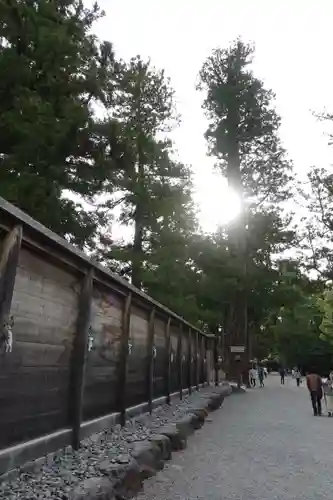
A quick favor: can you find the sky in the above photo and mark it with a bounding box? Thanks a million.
[92,0,333,233]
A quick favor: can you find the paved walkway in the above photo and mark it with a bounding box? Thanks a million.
[138,374,333,500]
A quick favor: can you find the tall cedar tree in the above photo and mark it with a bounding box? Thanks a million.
[199,40,293,365]
[97,56,187,289]
[0,0,116,247]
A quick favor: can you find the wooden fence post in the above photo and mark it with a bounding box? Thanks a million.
[214,336,219,386]
[188,328,192,394]
[195,330,199,390]
[0,225,22,329]
[147,307,155,414]
[71,268,94,450]
[204,337,208,385]
[165,317,171,404]
[201,335,205,385]
[178,323,183,400]
[118,292,132,426]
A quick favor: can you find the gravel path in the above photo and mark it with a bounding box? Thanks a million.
[138,374,333,500]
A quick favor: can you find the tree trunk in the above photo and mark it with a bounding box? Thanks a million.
[132,198,144,289]
[225,84,248,383]
[131,72,144,289]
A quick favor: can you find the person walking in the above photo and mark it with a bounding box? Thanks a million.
[295,368,302,387]
[258,365,264,387]
[306,370,323,416]
[249,367,257,387]
[329,369,333,385]
[279,367,285,385]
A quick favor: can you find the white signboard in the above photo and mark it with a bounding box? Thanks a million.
[230,345,245,353]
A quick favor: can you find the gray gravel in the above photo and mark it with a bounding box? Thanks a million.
[138,375,333,500]
[0,386,219,499]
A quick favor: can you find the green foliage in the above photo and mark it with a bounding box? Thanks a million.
[197,38,295,359]
[271,290,333,370]
[198,39,293,206]
[0,0,116,247]
[302,167,333,280]
[255,261,333,369]
[318,290,333,343]
[95,56,185,288]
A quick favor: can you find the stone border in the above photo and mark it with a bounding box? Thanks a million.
[0,385,208,478]
[229,384,247,394]
[71,385,232,499]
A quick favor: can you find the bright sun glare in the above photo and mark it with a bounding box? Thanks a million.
[194,173,242,233]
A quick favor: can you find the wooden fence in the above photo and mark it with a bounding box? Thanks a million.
[0,197,215,473]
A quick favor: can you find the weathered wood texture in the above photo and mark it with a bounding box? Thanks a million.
[153,316,167,399]
[83,285,122,421]
[0,225,22,325]
[165,317,171,404]
[190,331,195,390]
[147,308,155,414]
[200,335,206,384]
[178,324,183,399]
[71,269,94,449]
[181,328,189,396]
[170,324,180,394]
[127,304,149,407]
[214,336,219,386]
[0,248,78,447]
[0,198,212,456]
[194,330,199,390]
[187,328,192,393]
[118,292,131,426]
[0,196,208,338]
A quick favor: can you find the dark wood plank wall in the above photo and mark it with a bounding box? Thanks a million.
[71,268,93,449]
[0,248,78,447]
[82,285,122,420]
[198,334,202,384]
[169,324,179,394]
[127,304,149,407]
[182,328,189,393]
[153,315,167,399]
[200,336,206,384]
[190,332,195,389]
[0,199,213,453]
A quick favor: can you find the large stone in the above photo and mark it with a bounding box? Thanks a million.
[175,414,196,438]
[116,454,131,465]
[116,461,143,499]
[198,392,224,411]
[149,434,172,461]
[186,411,203,430]
[211,386,232,398]
[209,394,224,410]
[215,386,232,399]
[196,395,216,411]
[130,440,163,479]
[188,407,209,425]
[71,477,115,500]
[98,459,143,499]
[220,385,232,397]
[157,424,187,451]
[230,384,246,393]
